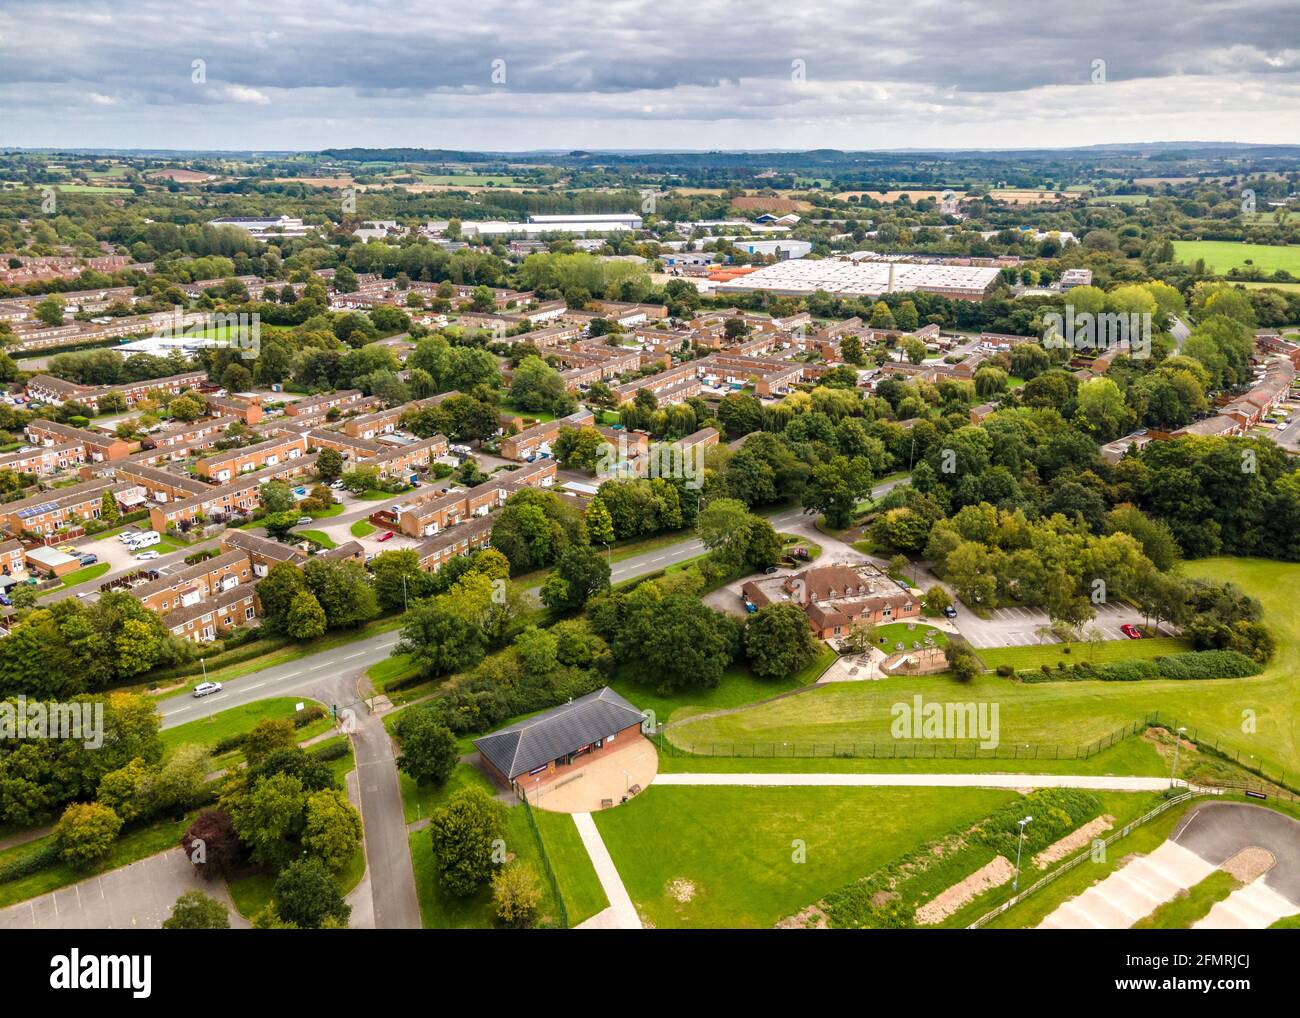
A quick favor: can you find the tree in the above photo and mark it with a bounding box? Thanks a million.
[340,464,380,495]
[585,498,615,546]
[316,447,344,483]
[332,266,359,294]
[922,585,952,616]
[228,771,306,868]
[259,479,296,514]
[168,393,205,422]
[303,559,379,629]
[370,549,428,611]
[744,603,820,679]
[256,562,306,633]
[273,858,351,929]
[492,863,541,929]
[395,709,460,787]
[396,595,487,677]
[803,456,873,528]
[180,808,243,880]
[243,719,297,767]
[163,890,231,929]
[220,362,253,393]
[95,756,155,823]
[428,787,508,896]
[509,355,568,414]
[55,802,123,869]
[99,490,120,525]
[540,544,611,612]
[286,590,327,640]
[35,295,66,327]
[303,788,363,870]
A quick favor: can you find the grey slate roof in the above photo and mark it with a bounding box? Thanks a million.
[473,687,645,781]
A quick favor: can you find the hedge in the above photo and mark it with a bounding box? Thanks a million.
[1020,650,1260,683]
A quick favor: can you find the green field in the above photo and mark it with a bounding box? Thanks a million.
[1172,240,1300,275]
[160,697,331,758]
[1236,280,1300,293]
[534,810,608,925]
[409,805,561,928]
[664,558,1300,779]
[350,520,376,538]
[417,174,521,186]
[592,786,1014,928]
[975,635,1191,672]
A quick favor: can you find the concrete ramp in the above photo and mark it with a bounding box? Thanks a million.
[1195,879,1298,929]
[1039,842,1215,929]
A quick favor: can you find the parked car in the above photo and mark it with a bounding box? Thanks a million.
[376,531,395,542]
[329,480,345,489]
[0,594,11,606]
[763,565,779,574]
[296,516,313,526]
[943,605,958,618]
[1120,624,1143,639]
[192,681,223,698]
[78,553,98,566]
[134,549,161,560]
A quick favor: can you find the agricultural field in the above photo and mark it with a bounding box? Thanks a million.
[1172,239,1300,275]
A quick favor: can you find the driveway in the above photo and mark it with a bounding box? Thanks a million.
[955,601,1149,649]
[0,847,248,930]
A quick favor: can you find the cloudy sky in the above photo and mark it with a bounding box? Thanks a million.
[1,0,1298,152]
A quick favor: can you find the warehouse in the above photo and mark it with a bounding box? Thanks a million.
[714,257,1002,301]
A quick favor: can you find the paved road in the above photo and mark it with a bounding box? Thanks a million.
[654,773,1198,791]
[1173,801,1300,904]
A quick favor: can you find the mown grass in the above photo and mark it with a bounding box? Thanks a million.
[975,635,1192,672]
[1132,870,1239,929]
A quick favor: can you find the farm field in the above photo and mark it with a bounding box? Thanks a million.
[592,785,1014,928]
[1172,240,1300,275]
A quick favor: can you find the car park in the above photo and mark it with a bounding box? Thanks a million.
[192,681,223,698]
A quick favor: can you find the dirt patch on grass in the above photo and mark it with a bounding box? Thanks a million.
[1034,815,1114,869]
[1221,847,1275,884]
[666,878,696,904]
[915,856,1015,925]
[776,904,829,929]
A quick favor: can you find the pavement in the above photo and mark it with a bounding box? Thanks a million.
[572,812,641,930]
[0,847,249,930]
[954,601,1150,649]
[521,736,658,813]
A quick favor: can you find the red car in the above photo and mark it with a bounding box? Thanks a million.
[376,531,395,543]
[1120,624,1143,639]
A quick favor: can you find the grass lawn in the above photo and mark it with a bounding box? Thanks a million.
[592,785,1014,928]
[666,558,1300,780]
[350,520,377,538]
[613,643,836,727]
[410,805,561,928]
[294,529,337,549]
[367,652,420,692]
[399,760,495,825]
[1172,240,1300,275]
[51,562,111,590]
[307,502,345,519]
[870,621,949,653]
[975,635,1191,672]
[160,697,330,757]
[533,810,608,925]
[1132,869,1239,929]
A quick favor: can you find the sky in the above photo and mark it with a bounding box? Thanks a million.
[1,0,1298,152]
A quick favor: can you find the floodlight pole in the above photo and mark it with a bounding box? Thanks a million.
[1170,726,1187,789]
[1013,815,1033,891]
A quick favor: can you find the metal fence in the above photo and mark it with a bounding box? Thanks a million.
[657,718,1150,761]
[967,791,1199,929]
[519,794,569,929]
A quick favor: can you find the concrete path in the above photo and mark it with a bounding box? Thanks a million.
[1039,841,1216,929]
[655,773,1194,792]
[571,812,641,930]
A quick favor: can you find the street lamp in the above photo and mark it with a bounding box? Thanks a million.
[1170,726,1187,789]
[200,657,207,683]
[1012,816,1033,891]
[401,573,408,612]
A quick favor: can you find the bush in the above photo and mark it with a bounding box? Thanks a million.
[995,664,1014,677]
[1020,650,1260,683]
[312,740,350,762]
[292,704,327,728]
[0,840,62,883]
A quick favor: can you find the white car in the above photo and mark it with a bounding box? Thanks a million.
[296,516,313,526]
[134,549,161,560]
[192,681,223,698]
